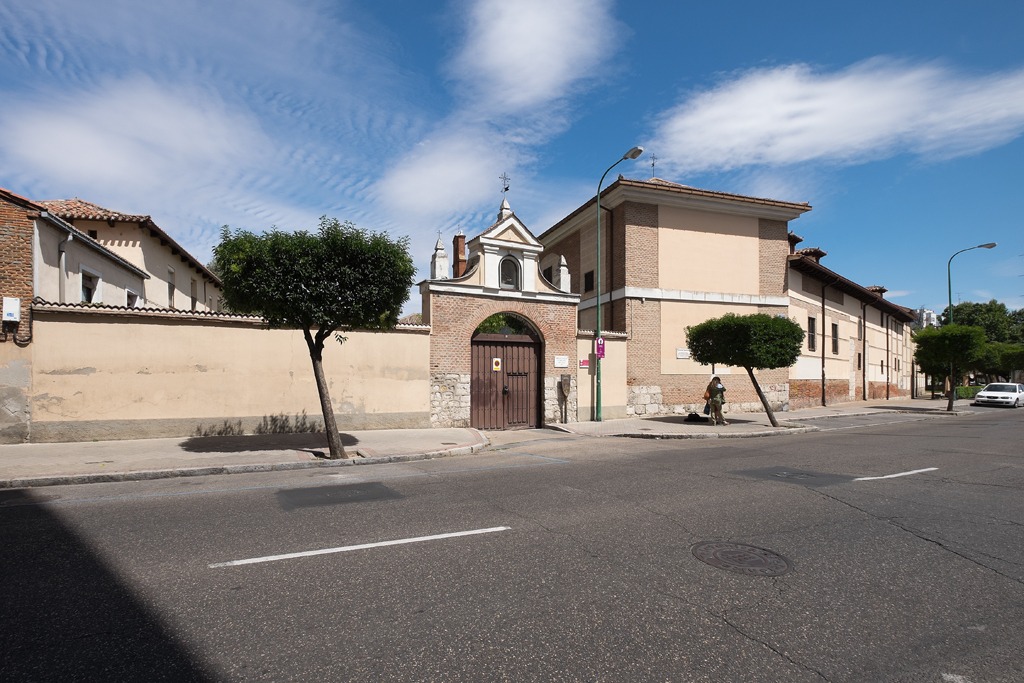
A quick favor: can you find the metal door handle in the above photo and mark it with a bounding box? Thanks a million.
[503,385,509,395]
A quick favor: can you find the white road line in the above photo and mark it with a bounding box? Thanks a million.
[854,467,938,481]
[209,526,511,568]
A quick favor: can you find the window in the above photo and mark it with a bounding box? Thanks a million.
[87,229,98,239]
[190,278,198,311]
[857,353,862,370]
[81,271,99,303]
[831,323,839,355]
[858,317,864,340]
[499,256,519,290]
[808,317,816,352]
[584,270,595,293]
[167,267,176,309]
[126,290,139,308]
[542,266,553,283]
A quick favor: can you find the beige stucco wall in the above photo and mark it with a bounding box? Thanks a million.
[27,311,430,441]
[34,221,146,306]
[658,207,760,294]
[576,334,627,420]
[659,300,757,376]
[72,218,220,311]
[0,343,32,442]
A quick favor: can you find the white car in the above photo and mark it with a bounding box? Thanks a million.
[973,383,1024,408]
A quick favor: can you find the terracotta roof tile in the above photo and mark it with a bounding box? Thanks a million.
[38,198,149,222]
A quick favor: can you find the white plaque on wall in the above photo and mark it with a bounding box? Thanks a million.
[675,347,690,359]
[553,355,569,368]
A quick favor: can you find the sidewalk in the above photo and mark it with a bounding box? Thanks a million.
[0,398,970,488]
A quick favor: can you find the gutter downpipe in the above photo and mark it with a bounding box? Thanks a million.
[885,312,891,400]
[861,302,869,401]
[820,278,838,406]
[57,230,74,304]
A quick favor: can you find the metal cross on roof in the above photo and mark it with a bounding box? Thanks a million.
[500,172,510,196]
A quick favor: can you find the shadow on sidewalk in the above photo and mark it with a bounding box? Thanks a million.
[179,432,360,454]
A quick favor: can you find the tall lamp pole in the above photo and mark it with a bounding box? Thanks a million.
[595,146,643,421]
[945,242,997,402]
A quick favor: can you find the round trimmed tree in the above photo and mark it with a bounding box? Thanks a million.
[686,313,805,427]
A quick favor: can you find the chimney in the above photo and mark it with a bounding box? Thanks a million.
[866,285,887,298]
[796,247,827,263]
[788,231,804,255]
[452,233,467,278]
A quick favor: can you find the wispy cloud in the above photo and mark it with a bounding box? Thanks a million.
[375,0,622,227]
[651,58,1024,174]
[449,0,617,115]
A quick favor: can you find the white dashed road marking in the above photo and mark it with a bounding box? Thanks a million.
[209,526,511,568]
[854,467,938,481]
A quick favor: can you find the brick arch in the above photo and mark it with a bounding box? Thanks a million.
[470,310,544,341]
[425,290,579,428]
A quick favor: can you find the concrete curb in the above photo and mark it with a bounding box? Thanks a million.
[606,426,820,440]
[0,437,490,489]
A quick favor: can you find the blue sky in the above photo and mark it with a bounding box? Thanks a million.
[2,0,1023,315]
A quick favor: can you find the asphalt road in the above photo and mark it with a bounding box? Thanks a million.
[2,406,1022,682]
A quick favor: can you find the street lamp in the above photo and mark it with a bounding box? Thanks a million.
[595,145,643,421]
[945,241,996,403]
[946,242,996,324]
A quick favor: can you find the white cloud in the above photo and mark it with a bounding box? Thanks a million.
[651,58,1024,174]
[0,75,271,201]
[449,0,618,115]
[375,0,621,228]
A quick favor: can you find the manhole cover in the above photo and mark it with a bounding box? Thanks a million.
[691,541,793,577]
[773,471,813,480]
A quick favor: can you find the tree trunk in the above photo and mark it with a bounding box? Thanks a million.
[304,329,346,459]
[746,366,780,427]
[946,365,956,413]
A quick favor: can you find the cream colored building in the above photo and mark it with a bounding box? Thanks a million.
[39,198,222,311]
[538,177,916,417]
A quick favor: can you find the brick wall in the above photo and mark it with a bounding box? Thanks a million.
[426,290,579,426]
[0,197,35,341]
[758,219,788,296]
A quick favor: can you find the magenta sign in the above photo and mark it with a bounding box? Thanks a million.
[596,337,605,359]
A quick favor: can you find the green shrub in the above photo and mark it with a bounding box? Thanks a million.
[956,385,983,399]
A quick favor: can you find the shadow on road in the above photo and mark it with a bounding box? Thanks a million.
[0,489,214,681]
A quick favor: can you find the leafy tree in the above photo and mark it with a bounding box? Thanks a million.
[686,313,804,427]
[976,341,1024,380]
[940,300,1014,342]
[912,325,987,411]
[475,313,532,335]
[213,218,415,459]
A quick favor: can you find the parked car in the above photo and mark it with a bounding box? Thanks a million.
[973,383,1024,408]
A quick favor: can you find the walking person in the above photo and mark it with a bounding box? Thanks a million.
[705,376,728,426]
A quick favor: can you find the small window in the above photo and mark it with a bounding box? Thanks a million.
[81,272,99,303]
[584,270,595,293]
[881,360,885,374]
[126,290,139,308]
[87,230,98,239]
[857,353,862,370]
[831,323,839,355]
[808,317,817,352]
[190,278,199,311]
[167,267,176,309]
[499,257,519,290]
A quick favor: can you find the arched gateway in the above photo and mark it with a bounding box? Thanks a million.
[419,199,580,429]
[471,314,541,429]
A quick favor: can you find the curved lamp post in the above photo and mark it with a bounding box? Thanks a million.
[595,146,643,421]
[945,242,996,403]
[947,242,997,325]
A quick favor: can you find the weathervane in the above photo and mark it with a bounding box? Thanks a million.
[500,172,510,197]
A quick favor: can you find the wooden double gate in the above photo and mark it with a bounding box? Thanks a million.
[470,334,540,430]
